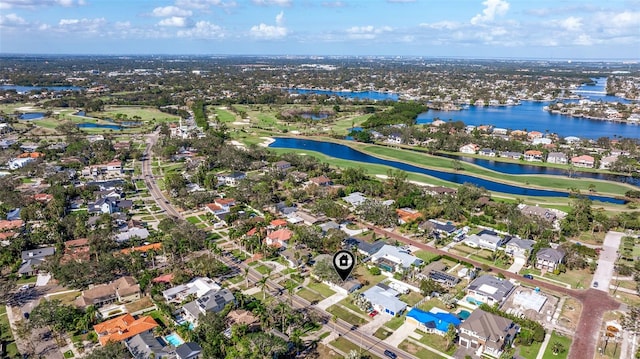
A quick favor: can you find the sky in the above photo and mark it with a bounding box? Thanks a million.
[0,0,639,59]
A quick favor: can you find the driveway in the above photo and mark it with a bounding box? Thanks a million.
[591,231,624,291]
[506,256,526,274]
[359,312,391,335]
[316,292,348,311]
[383,320,417,347]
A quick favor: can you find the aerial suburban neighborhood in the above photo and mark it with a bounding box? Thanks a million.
[0,53,638,359]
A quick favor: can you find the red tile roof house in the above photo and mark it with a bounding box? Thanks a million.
[93,314,158,346]
[309,175,333,187]
[265,228,293,249]
[523,150,543,162]
[571,155,595,168]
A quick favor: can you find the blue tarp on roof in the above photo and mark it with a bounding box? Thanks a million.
[407,308,461,333]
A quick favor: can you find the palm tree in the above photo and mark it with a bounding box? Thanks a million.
[244,267,250,287]
[258,277,268,300]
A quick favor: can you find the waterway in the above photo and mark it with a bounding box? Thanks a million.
[18,112,46,120]
[1,85,83,92]
[269,138,625,204]
[77,123,123,130]
[437,153,640,186]
[287,88,399,101]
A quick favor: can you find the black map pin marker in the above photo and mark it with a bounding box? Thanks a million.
[333,250,356,281]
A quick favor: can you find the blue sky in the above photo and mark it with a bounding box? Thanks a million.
[1,0,639,59]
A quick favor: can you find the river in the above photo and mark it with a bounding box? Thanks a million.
[269,137,625,204]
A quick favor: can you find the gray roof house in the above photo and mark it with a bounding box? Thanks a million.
[319,221,340,233]
[346,238,386,257]
[535,248,566,271]
[458,309,519,358]
[125,332,175,359]
[546,152,568,164]
[182,288,235,327]
[370,245,423,272]
[465,230,506,251]
[19,247,56,275]
[361,283,407,316]
[175,342,202,359]
[504,237,535,258]
[466,275,515,306]
[342,192,367,207]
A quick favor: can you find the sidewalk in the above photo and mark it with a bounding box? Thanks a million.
[535,333,552,359]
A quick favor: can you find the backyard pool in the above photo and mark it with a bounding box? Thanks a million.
[457,310,471,320]
[164,333,185,347]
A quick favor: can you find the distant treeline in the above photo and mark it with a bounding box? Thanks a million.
[361,101,427,128]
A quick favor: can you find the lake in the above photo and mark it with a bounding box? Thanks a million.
[77,123,123,130]
[1,85,83,92]
[18,112,46,120]
[269,137,625,204]
[287,88,399,101]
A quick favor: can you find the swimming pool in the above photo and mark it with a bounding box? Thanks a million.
[457,310,471,320]
[165,333,185,347]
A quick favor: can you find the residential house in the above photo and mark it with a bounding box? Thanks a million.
[396,208,422,224]
[273,160,292,172]
[523,150,543,162]
[527,131,543,140]
[387,133,402,144]
[345,238,386,258]
[181,289,235,326]
[88,197,131,214]
[75,276,141,309]
[319,221,340,233]
[546,152,568,164]
[535,248,566,271]
[217,172,246,186]
[266,228,293,248]
[125,332,175,359]
[361,283,407,316]
[8,157,35,170]
[162,277,221,303]
[459,144,479,154]
[492,128,508,136]
[370,245,423,272]
[226,310,260,332]
[287,211,321,226]
[309,175,332,187]
[416,262,460,288]
[600,155,618,170]
[33,193,54,203]
[571,155,595,168]
[479,148,496,157]
[93,313,158,346]
[518,204,556,222]
[499,151,523,160]
[425,186,457,196]
[532,137,552,146]
[6,208,20,221]
[466,275,515,306]
[342,192,368,207]
[280,246,311,268]
[458,309,519,357]
[406,308,461,336]
[18,246,55,276]
[419,219,456,236]
[504,237,535,259]
[175,342,202,359]
[115,227,150,242]
[464,230,506,252]
[120,242,162,255]
[61,238,90,263]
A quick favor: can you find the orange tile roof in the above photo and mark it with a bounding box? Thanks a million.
[270,219,288,227]
[17,152,43,159]
[33,193,53,202]
[152,273,174,283]
[215,198,236,206]
[0,232,17,240]
[120,242,162,255]
[65,238,89,248]
[267,228,293,242]
[524,150,542,155]
[396,209,422,223]
[246,228,257,236]
[93,314,158,346]
[205,203,222,212]
[0,220,23,231]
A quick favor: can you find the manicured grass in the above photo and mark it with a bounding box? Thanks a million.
[16,276,37,285]
[214,108,237,123]
[374,326,393,340]
[254,264,272,275]
[47,290,81,305]
[385,314,406,330]
[544,268,593,289]
[307,281,337,297]
[399,291,424,306]
[519,341,544,359]
[297,288,324,303]
[542,331,571,359]
[186,216,201,224]
[330,337,382,359]
[326,305,368,325]
[417,331,456,355]
[413,250,441,264]
[399,339,447,359]
[147,310,172,328]
[5,342,19,358]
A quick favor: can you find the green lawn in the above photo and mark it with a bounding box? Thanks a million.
[330,337,382,359]
[385,314,407,330]
[417,331,456,355]
[186,216,201,224]
[307,281,336,297]
[297,288,324,303]
[542,331,571,359]
[214,108,237,123]
[5,342,19,358]
[399,291,425,306]
[254,264,272,275]
[519,341,544,359]
[326,305,368,326]
[399,339,447,359]
[374,327,394,340]
[413,251,441,264]
[544,268,593,289]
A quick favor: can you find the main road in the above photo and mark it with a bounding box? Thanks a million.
[141,130,182,219]
[364,224,623,359]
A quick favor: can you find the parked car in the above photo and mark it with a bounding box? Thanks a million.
[384,350,397,359]
[523,274,534,280]
[593,281,599,288]
[369,310,378,317]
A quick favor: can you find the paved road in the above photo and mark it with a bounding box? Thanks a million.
[365,224,622,359]
[142,131,182,219]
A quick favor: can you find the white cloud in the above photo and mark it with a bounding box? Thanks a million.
[471,0,509,24]
[0,0,84,9]
[57,17,106,33]
[175,0,236,9]
[177,20,224,39]
[574,34,594,46]
[419,21,461,30]
[321,1,345,7]
[558,16,582,32]
[158,16,189,27]
[250,11,288,39]
[151,6,192,17]
[253,0,291,6]
[346,25,393,40]
[0,13,27,27]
